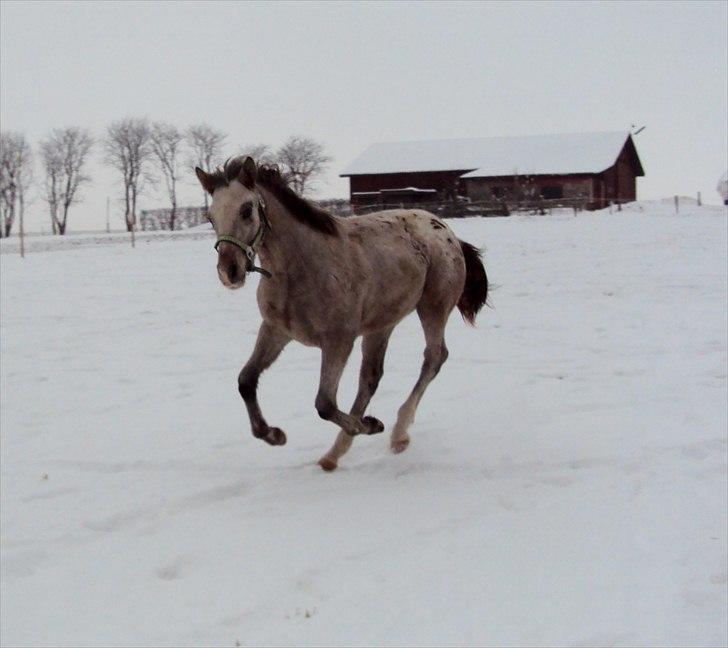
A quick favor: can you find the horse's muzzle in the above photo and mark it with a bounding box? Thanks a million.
[216,244,246,289]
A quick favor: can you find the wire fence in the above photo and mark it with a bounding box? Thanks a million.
[137,195,634,228]
[349,196,606,218]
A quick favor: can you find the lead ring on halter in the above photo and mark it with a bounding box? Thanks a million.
[213,197,272,278]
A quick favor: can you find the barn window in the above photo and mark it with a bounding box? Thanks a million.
[541,186,564,199]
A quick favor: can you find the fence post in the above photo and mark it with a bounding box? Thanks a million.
[697,191,702,206]
[674,195,679,214]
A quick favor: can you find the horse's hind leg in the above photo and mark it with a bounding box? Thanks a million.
[391,306,450,454]
[238,322,291,446]
[319,327,394,471]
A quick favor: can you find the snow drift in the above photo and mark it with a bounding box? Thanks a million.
[1,202,726,646]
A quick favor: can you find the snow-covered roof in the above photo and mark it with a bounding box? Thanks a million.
[341,131,636,178]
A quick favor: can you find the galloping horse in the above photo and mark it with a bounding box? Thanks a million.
[195,156,488,471]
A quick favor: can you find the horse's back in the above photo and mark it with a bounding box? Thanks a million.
[344,209,466,324]
[346,208,459,249]
[350,208,465,273]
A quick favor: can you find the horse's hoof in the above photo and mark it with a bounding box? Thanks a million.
[362,416,384,435]
[262,427,286,446]
[391,437,410,454]
[318,457,337,472]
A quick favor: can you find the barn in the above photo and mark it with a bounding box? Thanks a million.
[341,131,644,211]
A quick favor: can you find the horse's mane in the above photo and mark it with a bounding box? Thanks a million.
[207,157,338,237]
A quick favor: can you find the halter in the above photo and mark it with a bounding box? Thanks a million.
[214,195,272,278]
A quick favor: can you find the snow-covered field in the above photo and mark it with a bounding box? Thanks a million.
[1,202,726,647]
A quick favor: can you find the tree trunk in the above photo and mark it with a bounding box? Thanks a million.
[4,202,14,237]
[49,199,59,234]
[3,199,15,237]
[131,185,137,230]
[169,176,177,231]
[130,185,137,247]
[124,183,133,232]
[18,190,25,257]
[59,203,70,235]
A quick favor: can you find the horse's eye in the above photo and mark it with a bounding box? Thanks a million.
[239,203,253,219]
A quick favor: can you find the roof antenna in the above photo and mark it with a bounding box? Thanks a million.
[631,125,646,135]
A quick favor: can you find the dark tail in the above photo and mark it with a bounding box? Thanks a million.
[457,240,489,325]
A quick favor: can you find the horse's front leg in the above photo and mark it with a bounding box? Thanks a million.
[318,327,394,471]
[315,337,386,439]
[238,322,291,446]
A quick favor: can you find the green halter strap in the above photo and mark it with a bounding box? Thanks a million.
[214,196,272,278]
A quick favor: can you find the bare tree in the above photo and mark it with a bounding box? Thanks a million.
[39,127,93,235]
[240,143,275,165]
[0,132,33,239]
[104,118,152,232]
[150,122,185,230]
[276,135,331,195]
[0,135,14,238]
[185,124,226,213]
[40,139,62,234]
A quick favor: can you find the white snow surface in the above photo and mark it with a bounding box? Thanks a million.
[1,202,726,647]
[341,131,633,177]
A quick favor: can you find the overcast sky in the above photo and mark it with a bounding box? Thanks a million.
[1,0,726,232]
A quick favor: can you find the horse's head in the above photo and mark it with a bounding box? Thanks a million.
[195,156,266,290]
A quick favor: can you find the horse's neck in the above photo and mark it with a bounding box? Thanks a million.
[257,187,328,271]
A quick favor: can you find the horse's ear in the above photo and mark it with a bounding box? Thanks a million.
[240,156,257,189]
[195,167,216,195]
